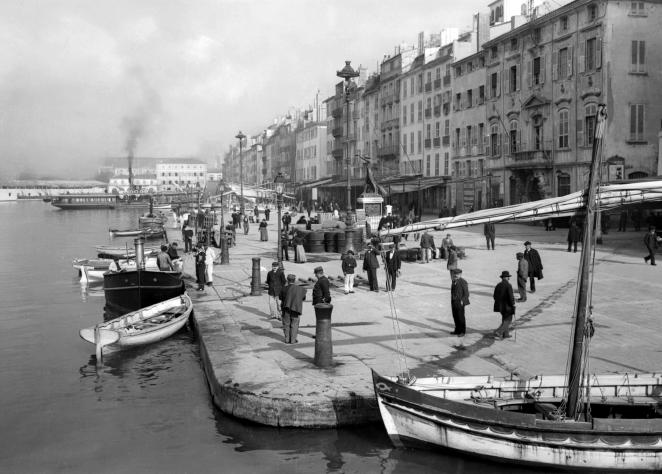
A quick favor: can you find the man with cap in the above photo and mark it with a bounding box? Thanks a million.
[341,249,357,294]
[194,242,207,291]
[281,274,306,344]
[450,268,470,336]
[523,241,543,293]
[516,252,528,302]
[362,243,380,292]
[312,266,331,305]
[493,271,516,339]
[266,262,286,320]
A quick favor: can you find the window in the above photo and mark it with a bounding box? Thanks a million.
[587,4,597,22]
[631,40,646,73]
[410,103,414,123]
[490,124,500,156]
[509,120,519,153]
[435,153,440,175]
[467,61,473,72]
[435,67,441,80]
[403,133,407,151]
[509,65,518,92]
[467,89,473,107]
[466,160,473,177]
[557,174,571,196]
[558,47,569,78]
[479,85,485,103]
[403,81,407,98]
[533,57,541,85]
[491,46,498,59]
[444,152,449,175]
[435,122,440,138]
[490,72,498,97]
[456,66,462,77]
[558,109,569,148]
[410,132,414,153]
[455,93,461,110]
[426,124,431,140]
[630,104,645,141]
[402,106,407,125]
[467,125,473,148]
[444,120,450,137]
[630,2,646,16]
[417,131,422,153]
[532,28,541,44]
[533,116,543,150]
[585,104,597,146]
[426,155,431,175]
[510,38,518,51]
[584,37,601,72]
[560,15,568,31]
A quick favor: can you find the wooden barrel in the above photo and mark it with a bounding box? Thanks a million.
[335,230,346,253]
[324,231,336,252]
[308,230,325,253]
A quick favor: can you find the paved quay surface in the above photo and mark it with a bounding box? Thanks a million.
[175,217,662,428]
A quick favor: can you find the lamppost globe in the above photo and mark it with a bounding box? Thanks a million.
[336,61,360,225]
[236,131,246,216]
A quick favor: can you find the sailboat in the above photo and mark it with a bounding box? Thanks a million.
[372,105,662,471]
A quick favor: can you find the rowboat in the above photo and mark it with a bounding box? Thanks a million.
[79,293,192,354]
[73,257,159,283]
[95,244,160,259]
[108,228,166,239]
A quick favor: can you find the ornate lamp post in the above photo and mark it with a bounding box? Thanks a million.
[236,131,246,216]
[336,61,360,224]
[274,172,285,264]
[218,179,229,264]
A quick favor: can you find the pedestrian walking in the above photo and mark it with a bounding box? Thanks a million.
[281,274,306,344]
[312,266,331,305]
[420,231,435,263]
[293,232,306,263]
[523,241,543,292]
[265,207,271,221]
[254,205,259,222]
[492,270,516,339]
[194,243,207,291]
[363,243,380,292]
[516,252,528,302]
[266,262,286,320]
[644,226,660,265]
[259,219,268,241]
[280,230,290,261]
[450,268,470,336]
[282,212,291,232]
[567,219,581,253]
[183,223,194,253]
[205,243,216,285]
[446,245,458,278]
[243,214,250,235]
[441,234,454,260]
[483,222,496,250]
[384,242,401,291]
[341,249,357,294]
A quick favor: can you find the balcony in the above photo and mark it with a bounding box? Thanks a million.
[332,127,344,138]
[434,78,442,89]
[424,82,432,92]
[425,108,432,118]
[442,135,450,146]
[433,137,441,147]
[377,144,400,159]
[443,75,451,86]
[506,139,553,167]
[424,138,432,149]
[433,105,441,116]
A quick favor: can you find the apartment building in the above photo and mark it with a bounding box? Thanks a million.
[156,159,207,192]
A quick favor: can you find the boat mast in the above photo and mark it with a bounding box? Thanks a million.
[128,150,134,193]
[565,104,607,420]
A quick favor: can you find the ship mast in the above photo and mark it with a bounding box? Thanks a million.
[565,104,607,420]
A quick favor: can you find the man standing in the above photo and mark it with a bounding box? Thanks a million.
[312,266,332,305]
[420,231,435,263]
[254,205,259,222]
[385,242,401,291]
[266,262,286,320]
[183,223,194,253]
[265,207,271,221]
[280,230,290,261]
[483,222,496,250]
[282,212,291,232]
[441,234,454,260]
[363,243,380,292]
[157,244,174,271]
[450,268,470,336]
[516,252,528,302]
[523,241,543,293]
[204,243,216,286]
[281,274,306,344]
[567,220,581,253]
[493,270,516,339]
[341,249,357,294]
[194,243,207,291]
[617,209,628,232]
[644,226,659,265]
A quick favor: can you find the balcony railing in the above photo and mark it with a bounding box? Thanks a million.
[424,82,432,92]
[433,137,441,147]
[508,139,553,162]
[434,78,442,89]
[377,144,400,159]
[443,75,451,86]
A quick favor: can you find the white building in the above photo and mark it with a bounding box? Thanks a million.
[156,159,207,192]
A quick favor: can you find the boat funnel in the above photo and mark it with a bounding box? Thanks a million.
[134,237,145,269]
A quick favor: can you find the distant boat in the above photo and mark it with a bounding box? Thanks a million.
[51,194,117,209]
[95,244,160,259]
[79,293,192,354]
[108,228,166,239]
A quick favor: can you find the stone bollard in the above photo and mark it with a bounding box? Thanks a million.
[250,257,262,296]
[313,303,333,368]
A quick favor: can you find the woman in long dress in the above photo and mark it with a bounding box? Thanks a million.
[259,219,268,241]
[293,232,306,263]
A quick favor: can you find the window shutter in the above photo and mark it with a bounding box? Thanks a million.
[484,134,490,155]
[576,119,584,147]
[496,71,501,96]
[540,56,546,84]
[596,35,602,69]
[504,70,510,94]
[640,41,646,72]
[517,130,522,151]
[552,51,558,80]
[527,60,533,87]
[568,46,573,77]
[638,104,644,139]
[503,132,510,155]
[497,133,502,155]
[579,40,586,74]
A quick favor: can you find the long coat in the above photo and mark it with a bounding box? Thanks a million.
[363,250,380,270]
[524,248,543,278]
[266,269,286,297]
[493,280,515,315]
[282,284,306,315]
[644,231,659,251]
[312,276,331,305]
[385,250,401,275]
[567,222,581,243]
[483,223,495,239]
[451,277,470,305]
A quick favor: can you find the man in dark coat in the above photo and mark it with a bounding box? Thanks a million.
[523,241,543,292]
[341,249,357,294]
[420,231,435,263]
[282,212,292,232]
[450,268,470,336]
[266,262,286,320]
[483,222,496,250]
[384,242,401,291]
[567,219,581,253]
[194,243,207,291]
[516,252,528,302]
[362,243,380,292]
[265,207,271,221]
[280,230,290,261]
[644,226,659,265]
[281,274,306,344]
[312,266,331,305]
[493,270,516,339]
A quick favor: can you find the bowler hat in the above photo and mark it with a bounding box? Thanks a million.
[347,249,354,254]
[524,241,532,246]
[314,266,324,274]
[516,252,524,257]
[287,274,296,282]
[451,268,462,274]
[500,270,511,278]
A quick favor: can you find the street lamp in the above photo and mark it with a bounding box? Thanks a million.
[218,179,229,264]
[274,172,285,264]
[337,60,360,224]
[236,130,246,216]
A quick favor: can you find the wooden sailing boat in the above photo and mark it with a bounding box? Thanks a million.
[372,105,662,470]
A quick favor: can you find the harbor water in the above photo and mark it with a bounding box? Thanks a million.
[0,201,536,473]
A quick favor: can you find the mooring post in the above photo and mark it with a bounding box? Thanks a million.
[250,257,262,296]
[313,303,333,368]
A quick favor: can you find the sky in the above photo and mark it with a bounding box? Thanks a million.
[0,0,487,179]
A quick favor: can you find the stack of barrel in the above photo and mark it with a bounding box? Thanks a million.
[306,230,325,253]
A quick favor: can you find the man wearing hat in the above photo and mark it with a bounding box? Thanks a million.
[493,271,516,339]
[194,242,207,291]
[281,274,306,344]
[341,249,357,295]
[385,238,402,290]
[266,262,286,320]
[450,269,470,336]
[523,241,543,293]
[362,243,380,292]
[312,266,331,305]
[516,252,529,302]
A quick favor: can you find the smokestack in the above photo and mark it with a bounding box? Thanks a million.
[134,238,145,269]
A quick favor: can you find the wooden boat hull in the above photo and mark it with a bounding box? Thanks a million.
[103,269,185,314]
[80,294,192,351]
[372,370,662,471]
